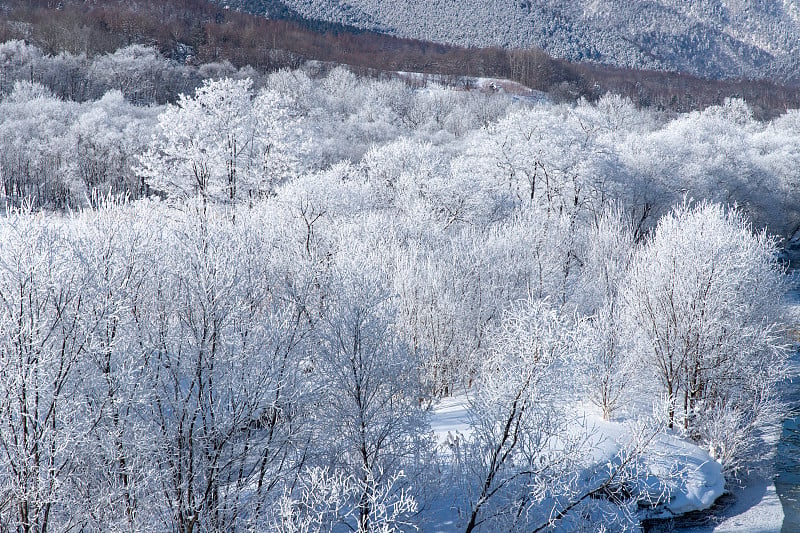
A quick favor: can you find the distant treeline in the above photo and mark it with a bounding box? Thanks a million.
[1,0,800,116]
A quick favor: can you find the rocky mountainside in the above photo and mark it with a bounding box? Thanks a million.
[219,0,800,82]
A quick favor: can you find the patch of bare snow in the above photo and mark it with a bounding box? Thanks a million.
[713,478,783,533]
[429,393,471,448]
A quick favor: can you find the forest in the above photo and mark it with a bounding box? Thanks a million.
[0,38,798,532]
[3,0,800,116]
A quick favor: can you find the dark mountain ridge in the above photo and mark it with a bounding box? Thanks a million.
[220,0,800,84]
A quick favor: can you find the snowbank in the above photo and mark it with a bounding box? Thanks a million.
[586,413,725,518]
[429,396,727,528]
[644,432,725,516]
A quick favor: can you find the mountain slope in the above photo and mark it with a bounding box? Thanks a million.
[221,0,800,82]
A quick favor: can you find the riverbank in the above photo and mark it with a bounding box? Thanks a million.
[669,474,783,533]
[713,476,783,533]
[682,279,800,533]
[645,474,783,533]
[430,396,728,531]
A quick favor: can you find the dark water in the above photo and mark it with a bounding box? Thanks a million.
[776,371,800,532]
[777,282,800,531]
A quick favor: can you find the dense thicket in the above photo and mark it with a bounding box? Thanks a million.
[0,191,786,532]
[3,52,800,239]
[0,59,794,530]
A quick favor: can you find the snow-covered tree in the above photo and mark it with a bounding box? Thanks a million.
[274,467,418,533]
[0,82,78,208]
[623,201,788,470]
[462,299,587,532]
[63,200,155,531]
[136,78,300,204]
[314,266,430,532]
[579,208,637,420]
[104,202,318,530]
[69,90,158,202]
[0,208,89,532]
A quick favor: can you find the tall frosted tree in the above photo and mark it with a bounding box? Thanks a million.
[0,210,90,532]
[136,78,299,204]
[123,204,318,531]
[313,262,430,533]
[623,201,787,471]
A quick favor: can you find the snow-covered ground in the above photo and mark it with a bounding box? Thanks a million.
[661,475,783,533]
[429,394,472,448]
[394,71,549,104]
[712,478,783,533]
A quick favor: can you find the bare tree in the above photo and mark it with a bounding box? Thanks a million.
[0,208,89,532]
[314,270,429,533]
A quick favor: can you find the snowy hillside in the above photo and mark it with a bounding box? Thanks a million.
[220,0,800,82]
